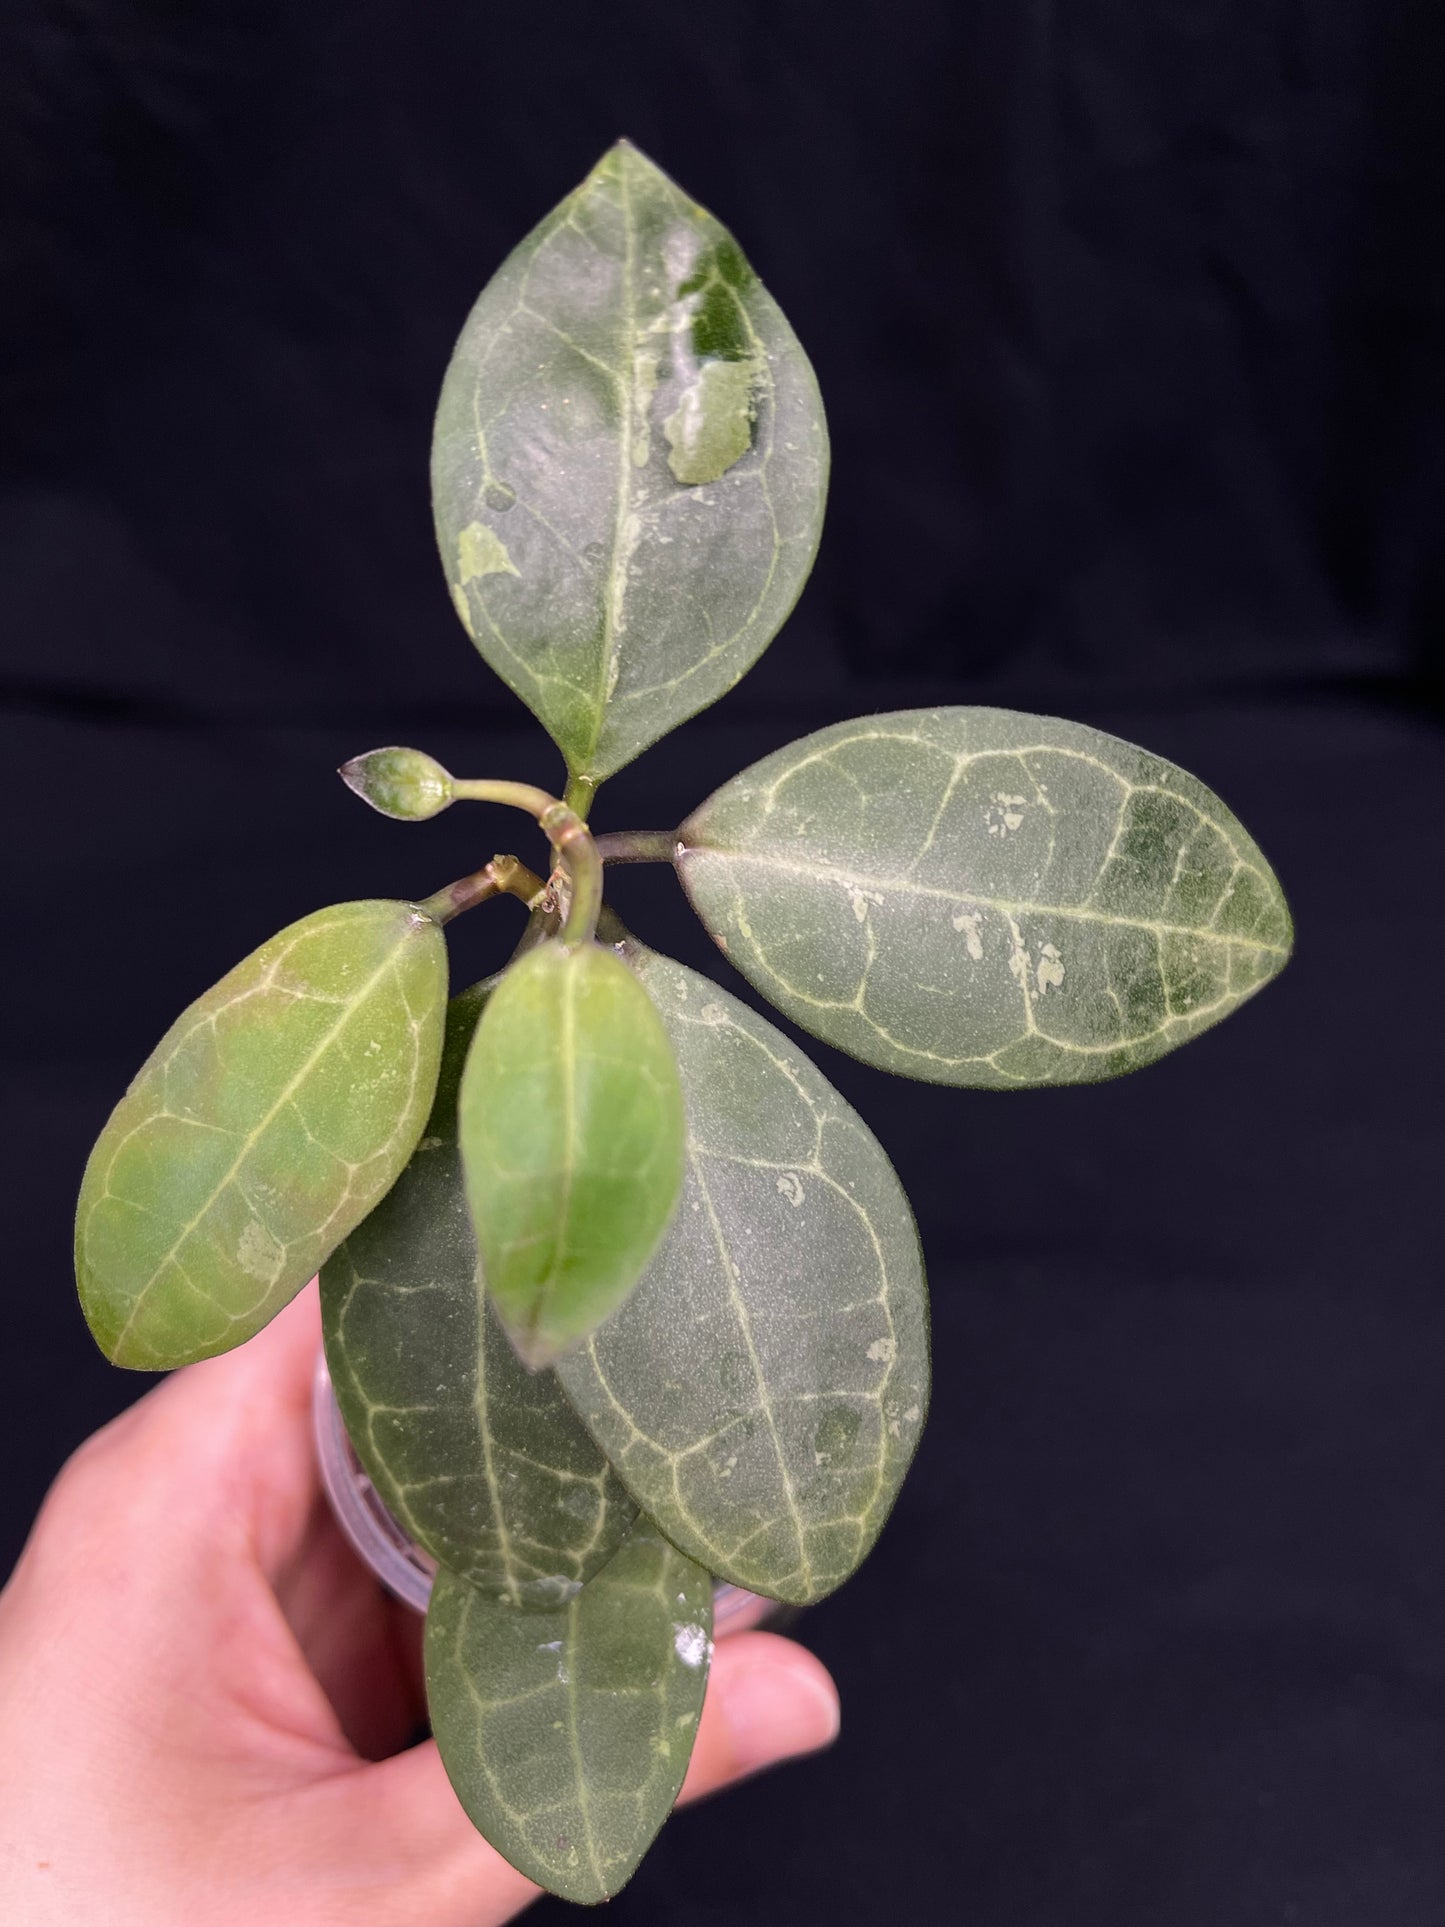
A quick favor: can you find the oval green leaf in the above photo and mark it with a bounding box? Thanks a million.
[676,707,1294,1088]
[321,980,637,1609]
[431,139,829,785]
[459,941,685,1368]
[555,943,929,1606]
[75,901,447,1368]
[425,1521,712,1904]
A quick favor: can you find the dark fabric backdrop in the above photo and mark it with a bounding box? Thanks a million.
[2,3,1443,1922]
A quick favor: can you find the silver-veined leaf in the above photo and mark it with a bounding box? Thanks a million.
[431,139,828,785]
[556,943,929,1605]
[676,707,1293,1087]
[76,901,447,1368]
[425,1521,712,1904]
[459,941,685,1368]
[321,980,637,1609]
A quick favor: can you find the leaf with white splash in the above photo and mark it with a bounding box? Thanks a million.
[425,1521,712,1904]
[76,901,447,1368]
[676,707,1293,1087]
[556,943,929,1605]
[431,139,828,784]
[321,980,637,1610]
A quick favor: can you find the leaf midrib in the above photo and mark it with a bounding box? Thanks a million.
[585,154,638,777]
[682,846,1289,955]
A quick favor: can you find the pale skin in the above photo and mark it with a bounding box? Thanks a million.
[0,1284,841,1926]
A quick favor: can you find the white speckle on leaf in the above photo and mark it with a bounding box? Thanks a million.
[1006,915,1033,997]
[631,344,659,467]
[987,793,1026,837]
[417,1135,445,1153]
[699,1002,727,1026]
[776,1172,805,1208]
[951,909,984,960]
[1036,943,1065,994]
[867,1337,896,1363]
[236,1219,283,1285]
[673,1623,710,1668]
[848,884,885,923]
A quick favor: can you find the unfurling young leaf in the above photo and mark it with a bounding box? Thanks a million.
[676,707,1293,1088]
[339,746,455,820]
[321,980,637,1610]
[556,942,929,1605]
[75,901,448,1368]
[425,1521,713,1904]
[431,139,829,788]
[459,941,685,1368]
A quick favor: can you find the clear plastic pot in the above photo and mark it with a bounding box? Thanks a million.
[312,1349,779,1636]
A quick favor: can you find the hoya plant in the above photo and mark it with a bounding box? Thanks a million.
[74,142,1292,1904]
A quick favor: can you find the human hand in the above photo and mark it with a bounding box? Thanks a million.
[0,1283,840,1925]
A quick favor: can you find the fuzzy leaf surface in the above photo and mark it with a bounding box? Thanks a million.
[76,901,447,1368]
[432,139,828,783]
[459,942,685,1366]
[677,707,1293,1087]
[556,944,929,1605]
[425,1522,712,1904]
[321,981,637,1609]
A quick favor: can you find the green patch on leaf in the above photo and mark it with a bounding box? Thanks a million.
[458,520,519,582]
[664,356,759,485]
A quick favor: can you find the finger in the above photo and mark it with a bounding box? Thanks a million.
[151,1271,323,1437]
[332,1742,541,1927]
[44,1282,326,1597]
[336,1631,838,1924]
[151,1279,325,1575]
[677,1631,840,1802]
[276,1500,428,1760]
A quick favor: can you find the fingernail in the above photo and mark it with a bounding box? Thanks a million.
[724,1648,841,1775]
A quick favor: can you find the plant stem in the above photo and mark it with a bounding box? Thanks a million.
[593,829,677,866]
[418,853,549,926]
[539,803,602,946]
[563,772,597,820]
[450,779,603,947]
[452,779,559,818]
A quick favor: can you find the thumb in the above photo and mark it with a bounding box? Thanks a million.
[677,1630,841,1800]
[338,1631,839,1924]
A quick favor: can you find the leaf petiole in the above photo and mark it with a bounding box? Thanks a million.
[593,830,677,867]
[419,853,550,927]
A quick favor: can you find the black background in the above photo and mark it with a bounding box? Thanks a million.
[3,3,1443,1922]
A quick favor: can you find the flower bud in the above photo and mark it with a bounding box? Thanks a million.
[340,747,454,821]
